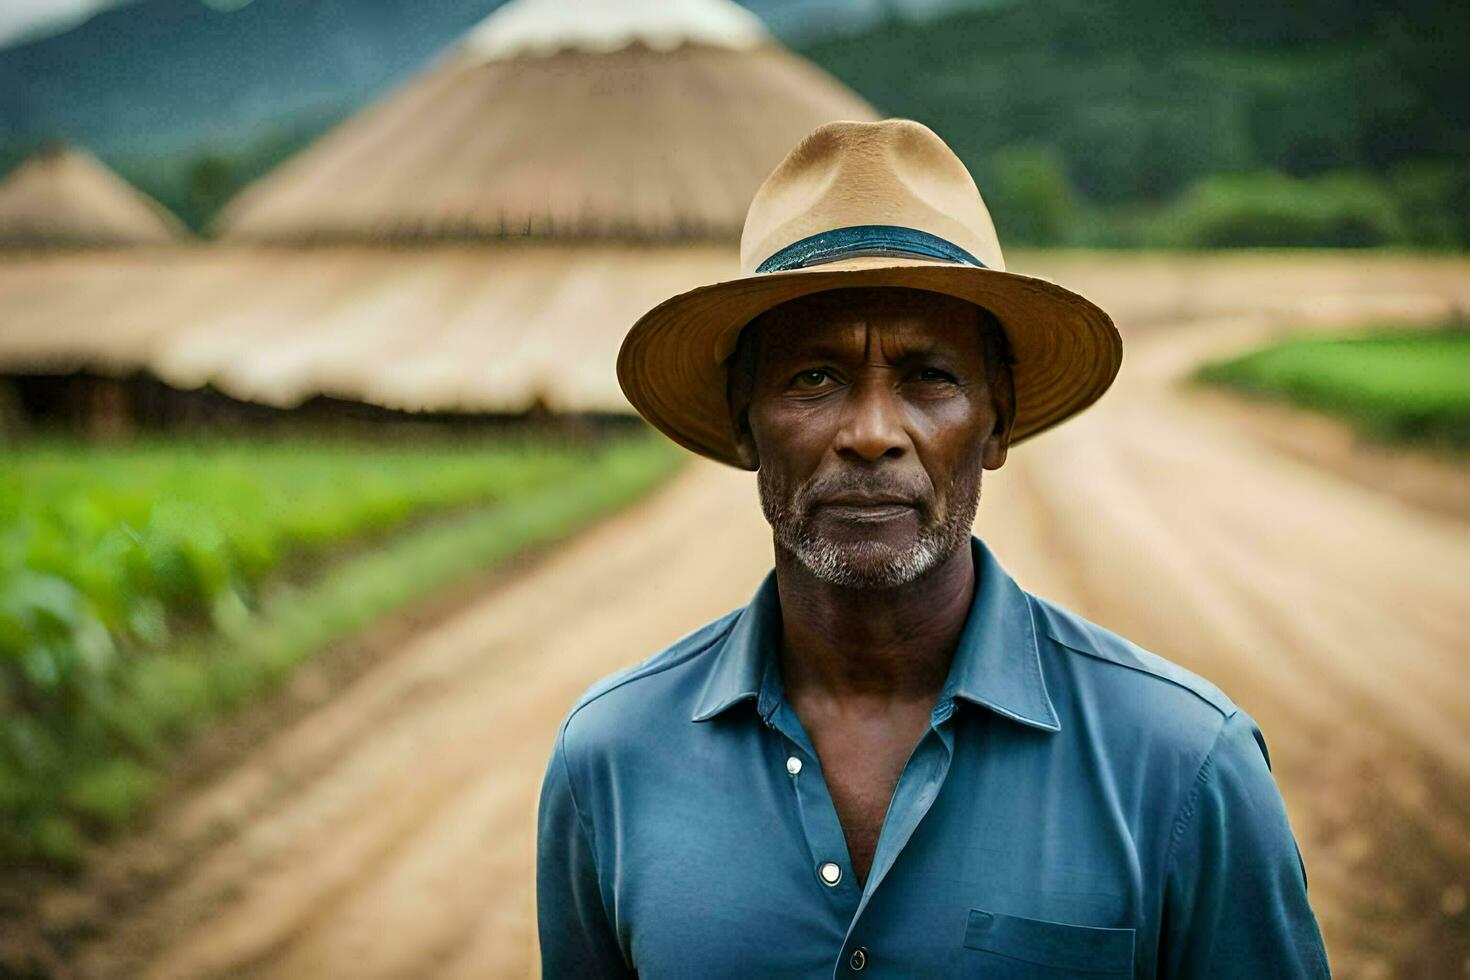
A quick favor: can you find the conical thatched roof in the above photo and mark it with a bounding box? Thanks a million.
[0,143,190,247]
[215,0,877,243]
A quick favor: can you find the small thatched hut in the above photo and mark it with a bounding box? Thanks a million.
[0,143,189,247]
[215,0,876,243]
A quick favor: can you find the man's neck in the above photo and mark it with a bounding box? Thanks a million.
[774,540,976,710]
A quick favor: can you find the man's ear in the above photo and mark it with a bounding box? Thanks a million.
[982,364,1016,470]
[723,321,763,470]
[725,366,761,470]
[728,401,760,470]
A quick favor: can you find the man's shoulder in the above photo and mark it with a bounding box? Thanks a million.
[555,606,743,753]
[1027,591,1241,729]
[1029,590,1238,716]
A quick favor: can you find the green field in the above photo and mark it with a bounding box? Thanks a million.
[0,431,683,868]
[1195,324,1470,449]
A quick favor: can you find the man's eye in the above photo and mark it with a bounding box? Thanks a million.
[914,368,955,383]
[793,369,830,387]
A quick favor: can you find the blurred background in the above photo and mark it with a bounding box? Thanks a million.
[0,0,1466,977]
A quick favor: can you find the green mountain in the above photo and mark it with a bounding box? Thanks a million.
[798,0,1470,246]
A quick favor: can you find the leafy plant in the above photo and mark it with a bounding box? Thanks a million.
[0,432,682,867]
[1195,323,1470,448]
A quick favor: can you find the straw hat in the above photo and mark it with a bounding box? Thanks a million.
[616,118,1122,470]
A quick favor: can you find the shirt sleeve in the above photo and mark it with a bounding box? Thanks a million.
[535,724,633,979]
[1160,710,1332,979]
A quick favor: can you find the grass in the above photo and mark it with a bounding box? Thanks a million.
[1194,323,1470,451]
[0,430,684,869]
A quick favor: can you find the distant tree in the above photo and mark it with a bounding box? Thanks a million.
[1156,171,1406,248]
[188,155,233,230]
[1389,162,1470,248]
[981,144,1080,245]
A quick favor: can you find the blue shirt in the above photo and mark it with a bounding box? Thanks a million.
[536,536,1330,978]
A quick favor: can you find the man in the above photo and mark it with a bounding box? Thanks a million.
[537,119,1329,977]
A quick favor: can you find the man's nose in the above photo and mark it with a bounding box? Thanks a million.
[833,376,910,462]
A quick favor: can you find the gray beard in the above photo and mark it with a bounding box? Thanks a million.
[758,464,981,589]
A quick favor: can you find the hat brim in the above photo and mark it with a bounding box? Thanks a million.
[616,255,1122,470]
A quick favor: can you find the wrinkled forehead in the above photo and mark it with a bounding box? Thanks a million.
[749,287,987,368]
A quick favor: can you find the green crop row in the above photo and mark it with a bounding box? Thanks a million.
[0,432,684,868]
[1194,323,1470,449]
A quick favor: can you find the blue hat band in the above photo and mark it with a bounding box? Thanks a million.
[755,224,987,274]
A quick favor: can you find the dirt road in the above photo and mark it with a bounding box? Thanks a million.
[47,255,1470,978]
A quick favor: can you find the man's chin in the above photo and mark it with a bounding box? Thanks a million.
[791,536,941,589]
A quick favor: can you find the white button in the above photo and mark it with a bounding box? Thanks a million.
[786,756,802,775]
[819,862,842,886]
[850,947,868,971]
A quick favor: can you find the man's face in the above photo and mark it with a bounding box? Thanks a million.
[730,287,1015,589]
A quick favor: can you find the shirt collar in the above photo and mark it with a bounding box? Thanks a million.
[689,535,1061,733]
[689,566,781,723]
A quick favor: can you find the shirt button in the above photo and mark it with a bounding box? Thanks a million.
[819,862,842,886]
[786,756,802,775]
[849,947,868,971]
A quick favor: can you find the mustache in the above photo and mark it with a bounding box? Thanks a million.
[795,470,933,511]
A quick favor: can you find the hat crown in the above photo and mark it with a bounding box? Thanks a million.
[738,118,1005,276]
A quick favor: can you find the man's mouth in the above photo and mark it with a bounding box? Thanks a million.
[818,503,915,521]
[813,494,919,522]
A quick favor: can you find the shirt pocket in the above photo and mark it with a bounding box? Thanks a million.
[963,907,1135,976]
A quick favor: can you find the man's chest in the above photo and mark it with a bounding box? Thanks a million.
[599,721,1156,978]
[805,715,932,887]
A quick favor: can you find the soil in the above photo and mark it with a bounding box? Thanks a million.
[8,253,1470,979]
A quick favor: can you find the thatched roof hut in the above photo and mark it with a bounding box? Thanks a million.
[215,0,876,243]
[2,0,879,422]
[0,143,190,247]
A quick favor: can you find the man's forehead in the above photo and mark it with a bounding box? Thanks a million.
[755,294,984,361]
